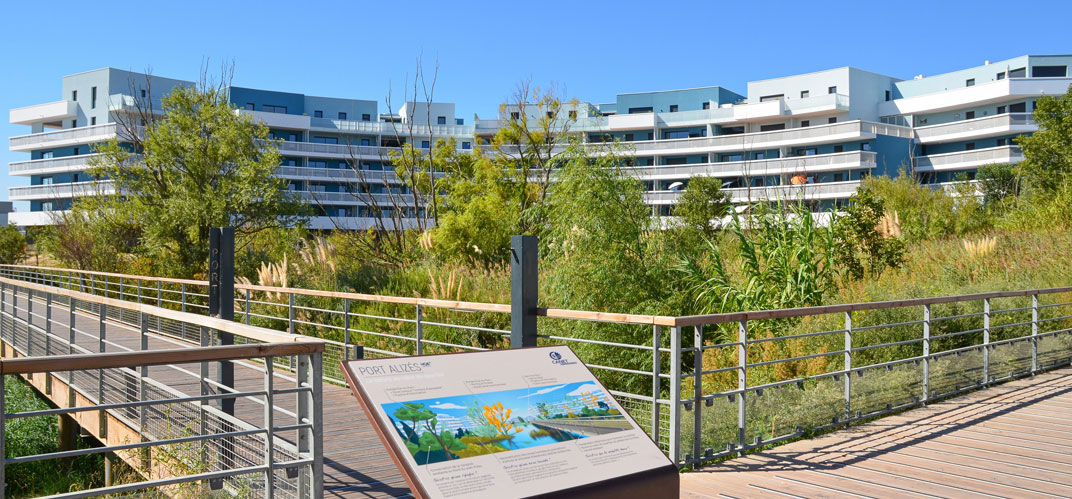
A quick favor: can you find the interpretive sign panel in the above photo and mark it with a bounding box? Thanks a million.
[342,346,678,499]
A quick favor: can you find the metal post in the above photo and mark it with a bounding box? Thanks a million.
[297,353,323,497]
[415,305,424,356]
[98,304,107,438]
[668,325,682,465]
[509,235,538,348]
[844,311,852,420]
[1,375,6,497]
[737,320,747,453]
[311,353,324,498]
[264,357,275,499]
[343,299,352,358]
[157,281,162,308]
[983,298,991,385]
[289,294,296,371]
[119,277,124,301]
[245,292,251,325]
[692,325,703,463]
[210,227,235,416]
[199,326,209,464]
[922,304,931,403]
[651,325,661,446]
[1031,294,1039,374]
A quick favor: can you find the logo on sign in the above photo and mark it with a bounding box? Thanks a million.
[549,351,575,365]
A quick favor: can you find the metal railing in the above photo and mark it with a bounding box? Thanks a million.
[1,265,1069,472]
[8,123,121,150]
[8,180,115,201]
[914,113,1035,142]
[0,275,324,498]
[8,154,101,175]
[914,145,1024,171]
[645,180,862,204]
[625,151,876,180]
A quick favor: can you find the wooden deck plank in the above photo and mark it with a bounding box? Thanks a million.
[682,367,1072,498]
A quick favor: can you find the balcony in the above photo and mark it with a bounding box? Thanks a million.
[9,180,115,201]
[277,140,392,159]
[307,216,425,231]
[9,123,120,152]
[238,109,312,129]
[645,180,862,204]
[310,117,474,136]
[608,112,656,130]
[9,154,101,176]
[623,121,911,156]
[782,93,851,117]
[10,101,78,125]
[8,210,66,226]
[914,113,1035,144]
[628,151,876,180]
[879,77,1072,116]
[295,190,417,206]
[913,145,1024,172]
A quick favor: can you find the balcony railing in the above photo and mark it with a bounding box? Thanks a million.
[622,121,911,155]
[9,123,120,151]
[297,190,417,206]
[627,151,876,179]
[9,153,101,175]
[311,117,474,136]
[645,180,862,204]
[914,145,1024,172]
[914,113,1035,143]
[8,180,115,201]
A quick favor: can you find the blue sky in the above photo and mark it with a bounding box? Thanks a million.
[2,0,1070,205]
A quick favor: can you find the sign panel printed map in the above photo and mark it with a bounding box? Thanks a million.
[343,346,674,499]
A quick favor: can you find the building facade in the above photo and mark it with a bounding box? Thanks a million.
[8,55,1071,228]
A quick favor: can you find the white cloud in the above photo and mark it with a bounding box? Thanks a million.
[566,383,601,397]
[519,385,566,399]
[429,402,467,410]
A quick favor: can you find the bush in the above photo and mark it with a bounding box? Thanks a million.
[0,226,27,264]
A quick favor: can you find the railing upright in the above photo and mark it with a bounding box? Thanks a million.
[1032,294,1039,374]
[922,304,931,403]
[844,311,853,420]
[692,325,703,463]
[668,325,682,464]
[98,303,107,437]
[264,357,276,499]
[736,320,747,454]
[416,305,424,356]
[983,298,991,385]
[651,325,661,447]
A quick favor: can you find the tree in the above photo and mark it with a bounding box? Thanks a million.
[1017,84,1072,193]
[673,176,731,238]
[831,188,905,280]
[977,163,1021,205]
[38,209,136,272]
[0,226,27,264]
[88,68,307,277]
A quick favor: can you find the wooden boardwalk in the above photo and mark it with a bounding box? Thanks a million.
[2,287,412,498]
[682,367,1072,498]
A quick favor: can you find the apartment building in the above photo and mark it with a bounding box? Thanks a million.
[8,55,1071,227]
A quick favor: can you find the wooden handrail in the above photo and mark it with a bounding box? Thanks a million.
[0,342,323,375]
[0,276,317,345]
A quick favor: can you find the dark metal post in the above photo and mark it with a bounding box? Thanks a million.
[209,228,235,415]
[510,235,538,348]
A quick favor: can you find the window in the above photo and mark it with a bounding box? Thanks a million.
[624,133,634,141]
[669,105,678,112]
[834,172,844,182]
[245,103,255,111]
[722,154,743,162]
[568,110,577,120]
[966,78,975,87]
[457,118,465,125]
[511,112,520,120]
[90,117,96,125]
[800,90,810,98]
[997,138,1008,146]
[546,111,554,119]
[263,104,287,113]
[828,117,837,124]
[804,148,817,156]
[834,145,844,153]
[1010,102,1026,113]
[71,90,77,101]
[73,173,80,182]
[628,107,653,114]
[362,114,371,122]
[754,152,766,160]
[421,140,430,148]
[358,138,370,146]
[437,116,446,125]
[312,136,338,144]
[141,89,147,98]
[801,120,810,127]
[665,131,690,139]
[462,141,471,150]
[338,112,347,120]
[966,142,976,151]
[41,152,54,159]
[91,86,97,109]
[664,157,687,165]
[647,132,654,140]
[828,86,837,94]
[862,143,871,151]
[1032,66,1067,77]
[997,105,1006,114]
[702,102,710,110]
[885,90,891,101]
[71,119,77,128]
[41,202,53,212]
[288,133,297,142]
[73,148,79,155]
[759,94,784,102]
[759,123,785,132]
[1009,67,1026,78]
[996,72,1006,80]
[41,176,53,185]
[309,160,327,168]
[965,111,975,120]
[314,110,323,118]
